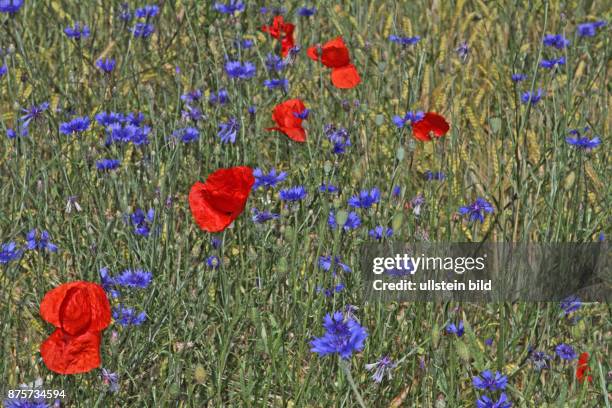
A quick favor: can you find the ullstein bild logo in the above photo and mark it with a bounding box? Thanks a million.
[360,243,611,302]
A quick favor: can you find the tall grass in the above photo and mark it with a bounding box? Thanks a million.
[1,0,610,406]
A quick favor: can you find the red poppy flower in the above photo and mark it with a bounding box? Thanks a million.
[411,112,450,142]
[307,36,361,89]
[262,16,295,57]
[39,281,111,374]
[576,352,593,383]
[189,166,255,233]
[266,98,308,142]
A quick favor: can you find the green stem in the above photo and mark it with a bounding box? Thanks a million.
[339,358,366,408]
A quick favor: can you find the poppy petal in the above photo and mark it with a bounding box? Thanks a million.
[189,167,255,233]
[330,64,361,89]
[412,112,450,141]
[40,281,111,332]
[40,329,102,374]
[320,37,351,68]
[306,46,320,62]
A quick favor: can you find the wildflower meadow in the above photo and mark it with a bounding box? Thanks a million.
[1,1,610,407]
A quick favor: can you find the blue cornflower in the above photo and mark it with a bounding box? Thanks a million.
[20,102,49,127]
[328,210,361,231]
[217,117,240,144]
[251,208,280,224]
[310,311,368,359]
[543,34,570,49]
[234,38,254,49]
[565,136,601,150]
[529,350,552,370]
[459,197,494,223]
[388,35,421,46]
[248,106,256,115]
[0,64,6,77]
[348,188,381,208]
[64,22,90,39]
[130,208,154,236]
[279,186,307,202]
[95,111,124,126]
[7,126,28,139]
[99,267,117,293]
[294,108,309,119]
[485,338,494,346]
[214,0,244,15]
[25,229,58,253]
[365,356,397,383]
[208,88,229,105]
[125,112,145,126]
[319,183,339,193]
[132,23,155,38]
[114,269,152,289]
[3,395,49,408]
[540,57,565,69]
[135,5,159,18]
[206,255,220,269]
[456,41,469,61]
[369,226,393,240]
[225,60,256,79]
[476,393,512,408]
[265,53,287,72]
[211,236,222,249]
[181,89,203,103]
[446,321,464,337]
[317,283,345,297]
[577,20,606,37]
[112,306,147,326]
[511,73,527,82]
[101,368,120,393]
[252,168,287,190]
[424,170,446,181]
[59,116,90,135]
[555,343,577,360]
[297,6,317,17]
[105,123,150,146]
[181,105,205,122]
[0,242,22,264]
[0,0,24,15]
[318,255,352,274]
[560,295,581,315]
[521,89,543,105]
[173,127,199,143]
[392,185,401,197]
[264,78,289,91]
[96,58,116,73]
[325,125,351,154]
[472,370,508,391]
[96,158,121,172]
[393,111,425,128]
[119,3,132,21]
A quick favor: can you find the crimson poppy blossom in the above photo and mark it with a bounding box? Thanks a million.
[576,352,593,383]
[307,36,361,89]
[39,281,111,374]
[189,166,255,232]
[262,15,295,57]
[266,99,308,142]
[411,112,450,141]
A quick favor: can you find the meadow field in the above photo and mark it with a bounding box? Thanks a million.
[0,0,610,407]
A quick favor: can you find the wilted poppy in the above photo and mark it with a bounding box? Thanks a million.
[411,112,450,141]
[266,98,308,142]
[576,352,593,383]
[40,281,111,374]
[262,15,295,57]
[307,36,361,89]
[189,166,255,232]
